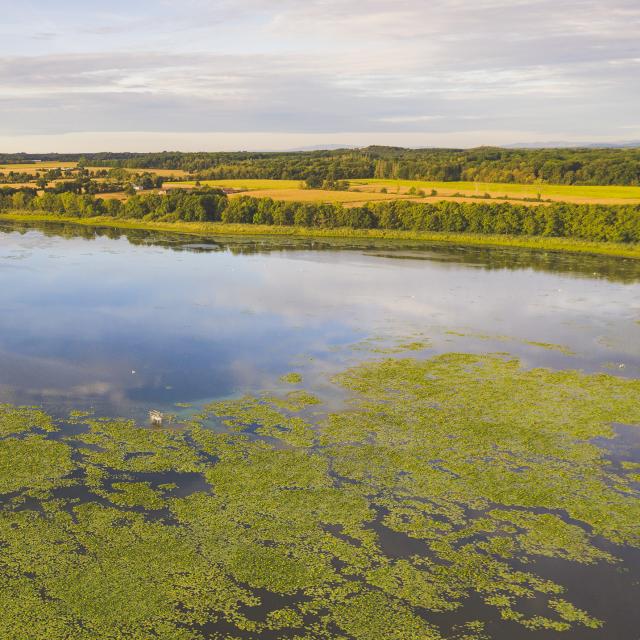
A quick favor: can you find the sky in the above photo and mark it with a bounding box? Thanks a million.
[1,0,639,152]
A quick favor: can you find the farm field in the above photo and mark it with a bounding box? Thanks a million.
[0,161,77,174]
[166,179,302,190]
[0,179,84,191]
[229,188,407,205]
[165,178,640,206]
[0,162,190,178]
[164,181,486,206]
[351,178,640,203]
[0,182,40,189]
[165,179,411,206]
[96,191,128,200]
[225,189,545,207]
[4,169,640,206]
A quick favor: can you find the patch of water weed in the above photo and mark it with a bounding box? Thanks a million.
[444,332,574,355]
[350,335,432,355]
[280,372,303,384]
[0,355,639,638]
[522,341,575,356]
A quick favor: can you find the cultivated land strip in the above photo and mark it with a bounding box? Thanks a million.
[163,178,640,206]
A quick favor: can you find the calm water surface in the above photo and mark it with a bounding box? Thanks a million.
[1,220,640,639]
[2,220,639,419]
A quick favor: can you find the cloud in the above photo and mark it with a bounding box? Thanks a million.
[31,32,57,41]
[0,0,638,148]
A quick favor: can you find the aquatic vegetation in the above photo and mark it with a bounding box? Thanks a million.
[0,436,74,495]
[523,341,575,355]
[71,418,203,474]
[205,394,317,446]
[280,372,303,384]
[444,332,575,355]
[102,481,167,510]
[0,404,54,436]
[351,336,432,354]
[268,390,321,412]
[0,353,639,638]
[367,340,431,354]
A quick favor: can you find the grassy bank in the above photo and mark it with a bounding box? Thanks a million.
[3,211,640,259]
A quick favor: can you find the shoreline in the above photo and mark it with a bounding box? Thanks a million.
[2,211,640,259]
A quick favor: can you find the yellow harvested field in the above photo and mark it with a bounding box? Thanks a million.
[228,189,404,204]
[98,192,128,200]
[165,179,302,190]
[234,189,546,208]
[166,177,640,205]
[164,178,406,204]
[166,179,550,207]
[0,163,188,177]
[0,182,37,189]
[0,161,77,174]
[0,180,76,189]
[399,196,547,208]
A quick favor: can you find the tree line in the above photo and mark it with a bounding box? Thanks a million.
[0,187,227,221]
[2,146,640,185]
[2,187,639,243]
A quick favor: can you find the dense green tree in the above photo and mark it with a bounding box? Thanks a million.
[3,187,639,244]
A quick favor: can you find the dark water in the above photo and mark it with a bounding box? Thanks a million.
[1,220,640,639]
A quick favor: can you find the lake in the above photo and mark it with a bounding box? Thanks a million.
[2,220,639,418]
[1,219,639,639]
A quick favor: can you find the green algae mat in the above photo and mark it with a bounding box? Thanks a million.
[1,353,639,639]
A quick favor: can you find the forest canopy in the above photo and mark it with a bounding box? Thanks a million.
[2,187,639,244]
[2,146,640,186]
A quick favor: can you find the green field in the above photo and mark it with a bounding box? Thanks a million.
[351,178,640,201]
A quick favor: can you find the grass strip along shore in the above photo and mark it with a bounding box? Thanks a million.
[3,212,640,260]
[1,185,640,259]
